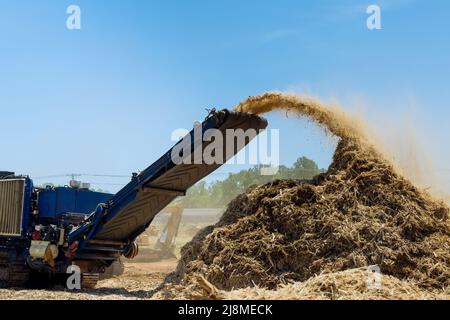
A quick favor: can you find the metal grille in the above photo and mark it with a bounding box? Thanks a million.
[0,179,25,236]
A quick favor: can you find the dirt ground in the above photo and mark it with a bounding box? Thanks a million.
[0,260,177,300]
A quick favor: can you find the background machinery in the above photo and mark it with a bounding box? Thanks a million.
[0,109,267,288]
[133,202,183,262]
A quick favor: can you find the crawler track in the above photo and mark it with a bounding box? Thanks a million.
[0,256,30,288]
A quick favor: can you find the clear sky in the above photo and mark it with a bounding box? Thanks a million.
[0,0,449,193]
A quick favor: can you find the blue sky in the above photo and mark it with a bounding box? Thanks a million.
[0,0,449,192]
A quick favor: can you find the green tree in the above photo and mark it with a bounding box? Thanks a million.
[182,156,322,208]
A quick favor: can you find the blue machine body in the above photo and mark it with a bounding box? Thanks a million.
[38,187,113,219]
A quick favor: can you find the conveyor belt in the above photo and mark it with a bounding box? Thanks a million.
[92,110,267,241]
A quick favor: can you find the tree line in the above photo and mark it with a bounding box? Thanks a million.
[182,156,323,208]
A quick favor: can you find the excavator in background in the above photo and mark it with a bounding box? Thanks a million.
[0,109,267,288]
[132,202,183,262]
[101,202,183,278]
